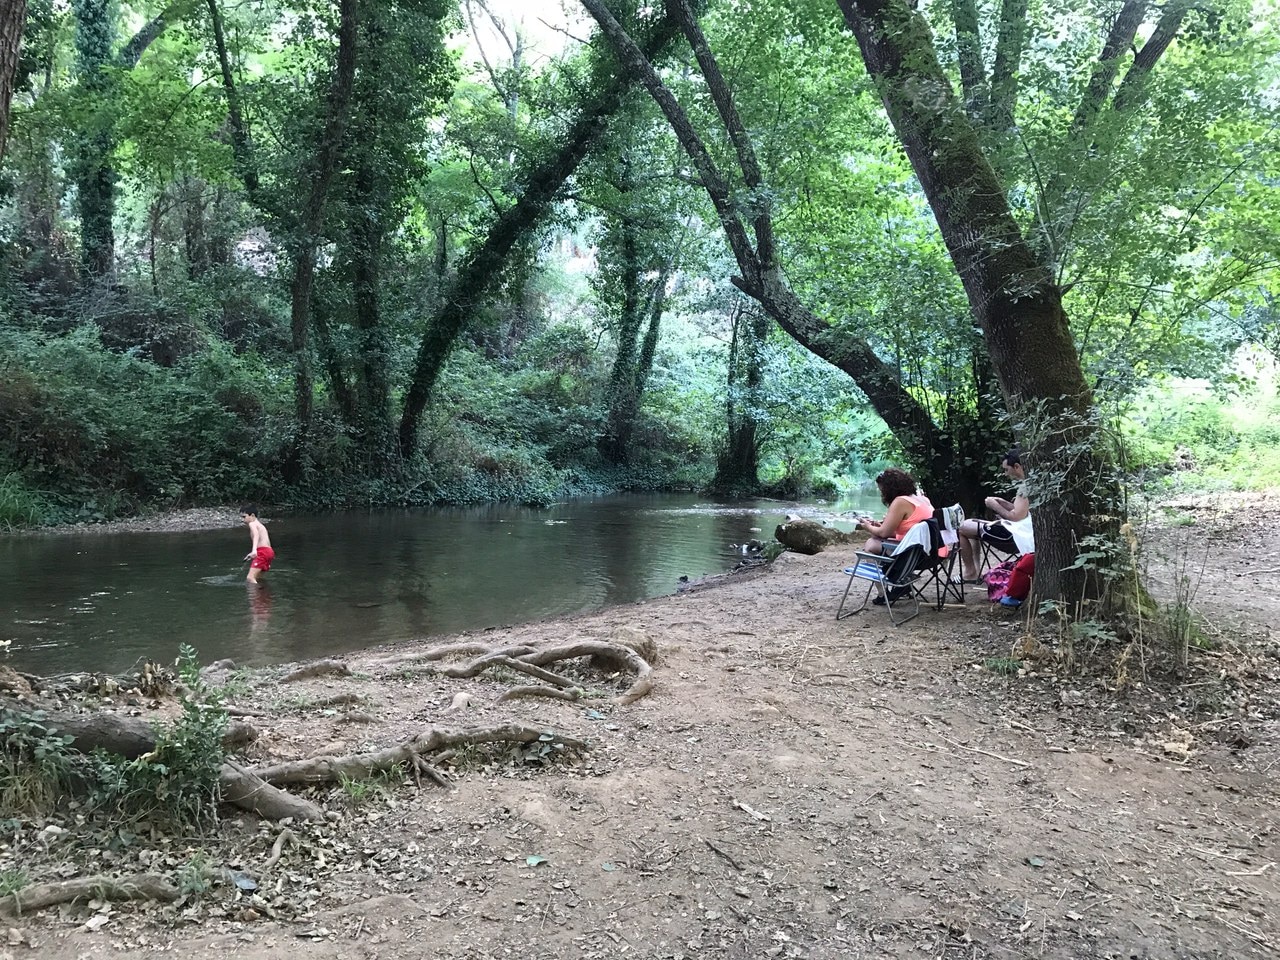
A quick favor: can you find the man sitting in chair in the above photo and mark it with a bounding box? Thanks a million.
[958,449,1035,583]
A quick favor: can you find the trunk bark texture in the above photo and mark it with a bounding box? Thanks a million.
[286,0,358,476]
[72,0,116,279]
[713,304,767,492]
[396,12,682,458]
[0,0,27,162]
[949,0,988,119]
[986,0,1027,132]
[600,203,643,465]
[837,0,1116,604]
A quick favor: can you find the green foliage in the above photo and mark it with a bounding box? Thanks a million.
[0,869,28,897]
[87,648,228,830]
[0,473,49,529]
[1123,357,1280,492]
[984,657,1021,676]
[176,853,214,898]
[0,710,76,815]
[0,325,288,519]
[1,649,229,831]
[338,769,398,806]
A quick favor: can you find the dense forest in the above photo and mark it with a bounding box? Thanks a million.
[1,0,1278,593]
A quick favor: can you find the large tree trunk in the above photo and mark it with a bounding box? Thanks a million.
[599,197,643,465]
[72,0,116,279]
[713,303,766,492]
[396,12,683,459]
[0,0,26,163]
[350,161,395,467]
[836,0,1116,604]
[206,0,259,199]
[285,0,358,478]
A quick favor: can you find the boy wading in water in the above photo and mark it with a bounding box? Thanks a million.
[240,505,274,583]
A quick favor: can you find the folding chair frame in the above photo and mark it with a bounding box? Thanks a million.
[836,545,926,626]
[978,523,1021,578]
[919,509,965,610]
[920,547,965,610]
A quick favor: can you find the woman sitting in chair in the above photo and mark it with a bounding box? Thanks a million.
[856,468,934,555]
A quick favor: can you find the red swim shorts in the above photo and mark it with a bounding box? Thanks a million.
[250,546,275,571]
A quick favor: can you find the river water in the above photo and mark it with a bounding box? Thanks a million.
[1,494,875,676]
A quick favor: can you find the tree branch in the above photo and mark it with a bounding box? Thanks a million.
[1070,0,1146,132]
[987,0,1027,132]
[1112,0,1194,112]
[949,0,988,119]
[667,0,774,266]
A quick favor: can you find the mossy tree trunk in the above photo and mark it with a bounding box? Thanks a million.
[396,11,683,459]
[713,302,768,493]
[836,0,1118,604]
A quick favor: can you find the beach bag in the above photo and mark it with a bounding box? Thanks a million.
[984,558,1018,602]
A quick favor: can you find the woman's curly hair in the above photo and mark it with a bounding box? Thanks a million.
[875,468,917,505]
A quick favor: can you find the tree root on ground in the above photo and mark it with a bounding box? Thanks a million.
[252,723,586,787]
[280,659,352,682]
[220,760,326,821]
[261,827,297,873]
[0,697,258,760]
[411,639,655,704]
[498,685,584,703]
[0,873,179,918]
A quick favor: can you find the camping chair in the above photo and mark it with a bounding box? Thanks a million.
[836,521,932,626]
[978,519,1021,578]
[919,505,965,609]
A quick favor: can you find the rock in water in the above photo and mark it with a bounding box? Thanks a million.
[774,518,855,555]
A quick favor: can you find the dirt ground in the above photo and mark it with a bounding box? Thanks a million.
[4,493,1279,960]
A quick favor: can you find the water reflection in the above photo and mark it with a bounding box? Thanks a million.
[247,582,273,636]
[1,493,877,675]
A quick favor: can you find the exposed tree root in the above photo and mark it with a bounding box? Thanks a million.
[281,659,352,682]
[524,641,654,705]
[261,827,297,873]
[220,761,325,821]
[410,638,655,704]
[287,692,364,709]
[498,685,584,703]
[0,873,179,918]
[251,723,586,787]
[0,699,258,760]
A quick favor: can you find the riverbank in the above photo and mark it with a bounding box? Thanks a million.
[4,492,1278,960]
[23,505,247,536]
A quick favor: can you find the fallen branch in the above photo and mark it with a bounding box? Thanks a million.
[0,701,258,760]
[498,685,584,703]
[704,838,745,871]
[922,719,1032,769]
[287,693,364,709]
[251,723,586,787]
[409,639,655,704]
[378,642,536,667]
[0,873,179,918]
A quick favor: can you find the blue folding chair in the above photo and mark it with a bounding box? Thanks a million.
[836,522,932,626]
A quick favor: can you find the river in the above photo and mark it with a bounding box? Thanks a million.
[1,494,876,675]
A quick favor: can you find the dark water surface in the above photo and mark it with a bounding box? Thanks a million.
[2,494,875,675]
